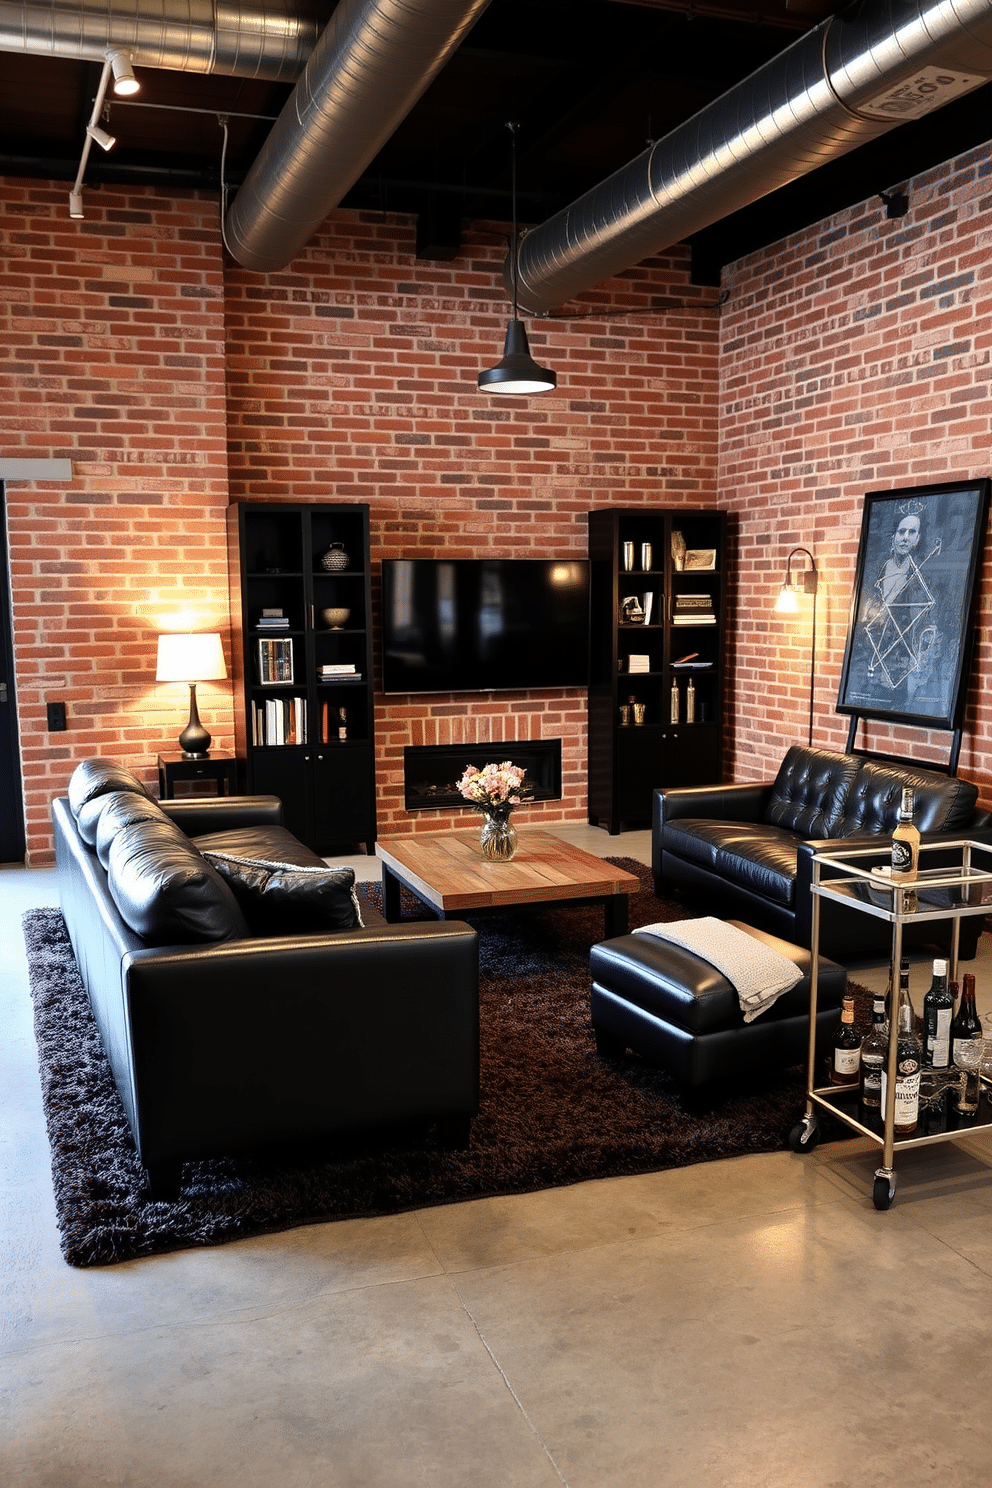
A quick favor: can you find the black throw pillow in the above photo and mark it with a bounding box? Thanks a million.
[202,851,363,935]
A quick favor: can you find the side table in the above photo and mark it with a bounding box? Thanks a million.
[157,751,240,800]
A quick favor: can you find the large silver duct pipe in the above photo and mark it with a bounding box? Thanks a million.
[223,0,491,273]
[514,0,992,313]
[0,0,324,80]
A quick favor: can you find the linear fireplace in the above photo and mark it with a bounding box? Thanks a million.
[403,740,562,812]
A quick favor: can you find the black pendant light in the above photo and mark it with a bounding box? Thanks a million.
[478,123,557,395]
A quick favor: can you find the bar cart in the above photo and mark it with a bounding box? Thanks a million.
[789,839,992,1210]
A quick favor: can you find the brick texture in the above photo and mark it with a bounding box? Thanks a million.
[2,182,718,860]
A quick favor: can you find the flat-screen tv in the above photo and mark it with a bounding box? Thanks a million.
[381,558,590,694]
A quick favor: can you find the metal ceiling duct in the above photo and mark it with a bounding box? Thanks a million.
[223,0,491,272]
[0,0,324,79]
[513,0,992,313]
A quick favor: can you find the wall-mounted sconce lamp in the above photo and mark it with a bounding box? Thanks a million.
[773,546,819,746]
[156,632,227,758]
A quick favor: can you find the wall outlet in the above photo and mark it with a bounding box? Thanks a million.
[46,701,67,731]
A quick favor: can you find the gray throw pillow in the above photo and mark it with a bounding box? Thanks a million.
[202,850,363,935]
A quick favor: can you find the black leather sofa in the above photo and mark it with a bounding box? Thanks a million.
[653,745,991,962]
[54,760,479,1197]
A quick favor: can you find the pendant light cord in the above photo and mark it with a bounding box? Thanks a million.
[508,121,520,322]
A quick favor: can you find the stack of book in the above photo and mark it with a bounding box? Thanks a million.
[626,654,651,674]
[673,593,716,626]
[318,662,361,682]
[251,695,307,745]
[256,608,289,631]
[257,637,294,682]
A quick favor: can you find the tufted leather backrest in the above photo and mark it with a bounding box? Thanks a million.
[835,758,978,836]
[763,746,860,840]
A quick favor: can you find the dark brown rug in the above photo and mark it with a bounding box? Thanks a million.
[22,860,849,1267]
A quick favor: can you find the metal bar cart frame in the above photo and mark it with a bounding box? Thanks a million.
[790,839,992,1209]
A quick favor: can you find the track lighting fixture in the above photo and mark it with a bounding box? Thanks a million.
[86,123,116,152]
[68,189,84,220]
[106,49,139,97]
[478,123,557,396]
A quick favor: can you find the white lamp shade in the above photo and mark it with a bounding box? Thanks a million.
[156,632,227,683]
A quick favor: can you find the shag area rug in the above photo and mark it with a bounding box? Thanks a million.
[22,861,844,1267]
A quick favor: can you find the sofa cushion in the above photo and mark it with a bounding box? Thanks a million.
[834,759,979,837]
[713,826,800,908]
[202,851,364,934]
[107,816,250,944]
[94,789,172,868]
[68,759,154,846]
[763,746,859,840]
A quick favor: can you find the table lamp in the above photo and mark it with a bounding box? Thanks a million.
[156,632,227,758]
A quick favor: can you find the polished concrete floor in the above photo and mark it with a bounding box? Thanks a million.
[4,824,992,1486]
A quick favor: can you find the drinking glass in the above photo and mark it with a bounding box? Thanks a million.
[954,1039,983,1112]
[622,542,635,571]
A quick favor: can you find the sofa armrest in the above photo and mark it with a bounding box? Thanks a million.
[793,828,992,949]
[654,780,773,830]
[159,794,284,837]
[653,780,773,886]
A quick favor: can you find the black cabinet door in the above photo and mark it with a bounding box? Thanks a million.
[250,749,310,843]
[311,747,375,851]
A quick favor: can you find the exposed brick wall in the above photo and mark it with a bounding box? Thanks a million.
[720,144,992,798]
[1,180,233,861]
[2,181,718,860]
[222,212,720,838]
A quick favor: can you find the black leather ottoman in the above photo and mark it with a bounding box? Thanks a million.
[589,919,847,1089]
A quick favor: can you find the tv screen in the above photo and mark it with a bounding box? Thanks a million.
[381,558,590,694]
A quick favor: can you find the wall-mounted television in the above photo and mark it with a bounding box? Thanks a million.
[381,558,590,694]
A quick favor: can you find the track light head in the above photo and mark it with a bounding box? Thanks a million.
[106,48,139,96]
[68,189,84,220]
[87,123,116,152]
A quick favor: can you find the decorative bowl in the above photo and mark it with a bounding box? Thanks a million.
[320,607,351,629]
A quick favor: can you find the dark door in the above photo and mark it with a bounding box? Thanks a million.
[0,484,26,862]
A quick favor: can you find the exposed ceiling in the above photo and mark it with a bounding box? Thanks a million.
[2,0,992,284]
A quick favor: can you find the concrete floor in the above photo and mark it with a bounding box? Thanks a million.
[4,824,992,1486]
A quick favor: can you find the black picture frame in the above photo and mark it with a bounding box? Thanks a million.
[836,478,990,731]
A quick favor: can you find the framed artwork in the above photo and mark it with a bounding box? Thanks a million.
[836,478,990,730]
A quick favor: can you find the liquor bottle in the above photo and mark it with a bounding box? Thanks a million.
[890,787,920,882]
[881,970,921,1135]
[686,677,696,723]
[951,972,983,1066]
[921,958,953,1070]
[670,680,679,723]
[860,995,888,1109]
[830,994,862,1086]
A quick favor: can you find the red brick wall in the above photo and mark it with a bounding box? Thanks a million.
[2,180,719,860]
[1,180,233,860]
[720,144,992,797]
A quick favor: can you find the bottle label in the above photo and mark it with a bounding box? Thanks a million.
[891,838,914,873]
[861,1060,883,1096]
[833,1047,860,1076]
[882,1069,920,1127]
[930,1009,952,1068]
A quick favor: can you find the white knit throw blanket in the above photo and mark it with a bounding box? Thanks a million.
[632,917,803,1023]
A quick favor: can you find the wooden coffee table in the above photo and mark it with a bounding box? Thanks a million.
[375,829,641,939]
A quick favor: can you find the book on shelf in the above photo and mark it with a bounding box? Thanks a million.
[674,592,713,610]
[626,654,651,674]
[318,662,356,675]
[256,637,295,683]
[672,613,716,625]
[252,694,307,746]
[256,608,290,631]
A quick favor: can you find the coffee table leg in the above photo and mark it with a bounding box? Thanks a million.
[382,866,402,922]
[604,894,628,939]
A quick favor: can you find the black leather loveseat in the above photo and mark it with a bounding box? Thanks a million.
[653,745,991,962]
[54,759,479,1197]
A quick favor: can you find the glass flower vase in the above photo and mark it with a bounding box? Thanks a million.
[479,812,517,862]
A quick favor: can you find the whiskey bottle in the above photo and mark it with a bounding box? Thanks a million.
[859,995,888,1109]
[921,958,953,1070]
[881,971,921,1135]
[890,787,920,882]
[830,994,862,1086]
[951,972,983,1066]
[670,680,679,723]
[686,677,696,723]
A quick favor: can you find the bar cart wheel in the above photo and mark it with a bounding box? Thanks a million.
[872,1168,896,1211]
[789,1115,820,1153]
